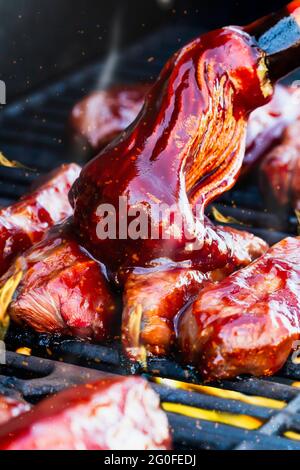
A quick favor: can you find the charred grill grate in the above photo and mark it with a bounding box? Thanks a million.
[0,24,300,450]
[3,344,300,450]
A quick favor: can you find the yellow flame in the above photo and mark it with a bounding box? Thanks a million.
[291,353,300,365]
[127,303,147,369]
[0,263,23,340]
[0,152,30,170]
[257,56,273,99]
[16,347,32,356]
[155,378,285,409]
[162,402,263,430]
[292,382,300,388]
[295,210,300,235]
[284,431,300,441]
[211,206,241,225]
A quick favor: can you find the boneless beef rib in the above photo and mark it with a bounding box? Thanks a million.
[260,120,300,210]
[3,222,117,342]
[179,237,300,381]
[0,163,81,276]
[0,377,171,450]
[70,84,150,155]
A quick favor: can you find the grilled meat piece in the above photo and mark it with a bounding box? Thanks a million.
[122,226,268,360]
[123,268,210,360]
[70,83,300,175]
[0,377,171,450]
[243,85,300,175]
[70,24,275,367]
[70,83,300,170]
[0,163,81,277]
[4,223,117,342]
[0,395,30,426]
[67,3,299,370]
[71,2,300,278]
[70,84,150,157]
[70,27,272,278]
[179,237,300,381]
[260,120,300,209]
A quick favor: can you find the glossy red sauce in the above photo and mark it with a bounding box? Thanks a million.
[0,164,80,277]
[0,377,171,450]
[70,84,150,155]
[179,237,300,381]
[71,27,272,279]
[5,221,117,342]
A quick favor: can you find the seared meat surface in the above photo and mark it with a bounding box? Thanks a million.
[0,163,80,277]
[2,3,300,383]
[260,120,300,210]
[70,82,300,172]
[70,84,150,156]
[0,377,171,450]
[70,82,300,171]
[179,237,300,381]
[0,395,30,426]
[122,225,268,360]
[243,85,300,175]
[4,222,117,342]
[69,17,281,368]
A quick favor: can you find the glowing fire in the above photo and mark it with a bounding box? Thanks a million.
[211,206,242,225]
[155,378,285,409]
[16,347,32,357]
[0,262,23,340]
[0,152,31,170]
[162,402,263,430]
[284,431,300,441]
[154,378,287,431]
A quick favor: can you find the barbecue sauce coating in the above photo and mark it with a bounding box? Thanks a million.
[0,377,171,450]
[260,120,300,209]
[243,85,300,175]
[122,225,268,359]
[70,27,272,277]
[179,237,300,381]
[0,163,81,277]
[0,396,30,426]
[70,82,300,173]
[70,84,150,155]
[4,222,116,342]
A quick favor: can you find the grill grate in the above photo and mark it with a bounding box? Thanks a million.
[0,24,300,450]
[3,348,300,450]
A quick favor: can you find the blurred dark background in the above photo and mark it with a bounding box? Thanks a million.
[0,0,289,101]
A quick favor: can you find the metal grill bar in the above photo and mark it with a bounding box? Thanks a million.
[1,351,300,450]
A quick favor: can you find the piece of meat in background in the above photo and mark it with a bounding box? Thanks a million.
[260,120,300,211]
[0,395,30,426]
[0,163,81,277]
[243,85,300,175]
[0,376,171,450]
[3,221,117,342]
[69,83,300,170]
[179,237,300,381]
[69,84,150,160]
[122,224,269,361]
